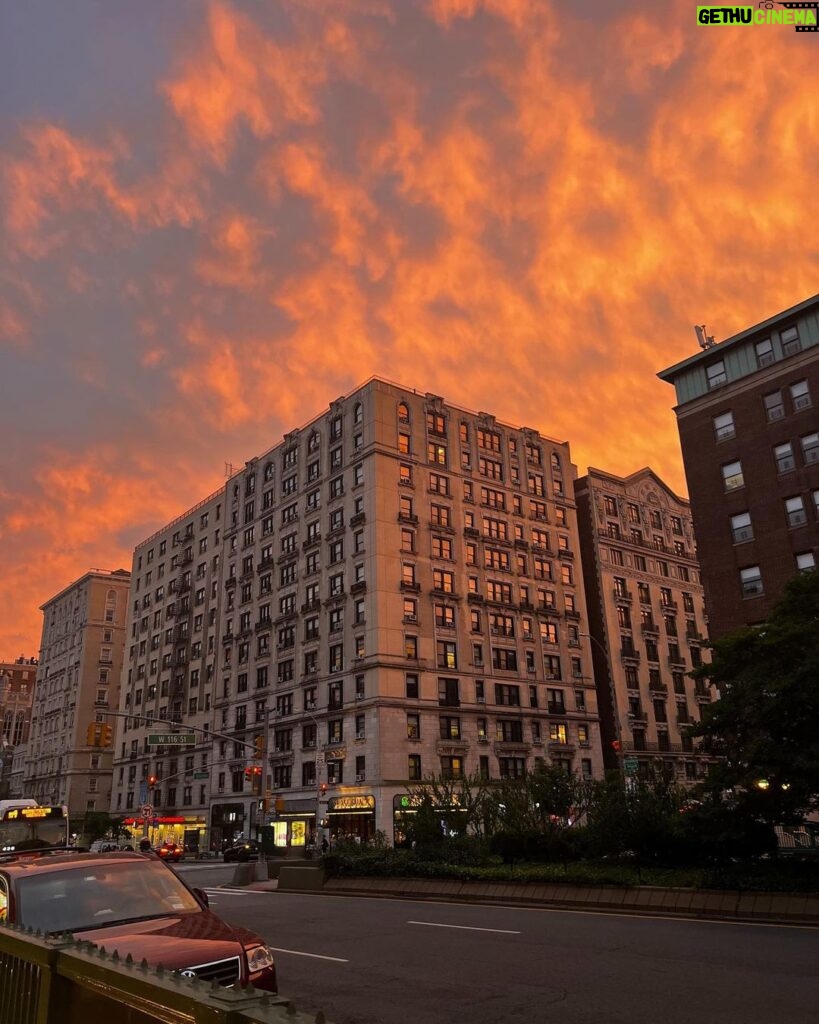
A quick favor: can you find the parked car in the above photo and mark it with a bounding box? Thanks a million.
[222,840,260,863]
[0,851,277,990]
[89,840,120,854]
[155,841,184,863]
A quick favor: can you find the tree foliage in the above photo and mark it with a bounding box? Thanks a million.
[693,569,819,822]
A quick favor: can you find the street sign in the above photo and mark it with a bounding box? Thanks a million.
[147,733,196,746]
[193,770,208,780]
[623,757,639,775]
[140,804,154,819]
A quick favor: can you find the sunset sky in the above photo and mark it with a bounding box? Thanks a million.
[2,0,818,660]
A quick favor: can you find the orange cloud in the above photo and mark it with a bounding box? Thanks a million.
[3,0,819,658]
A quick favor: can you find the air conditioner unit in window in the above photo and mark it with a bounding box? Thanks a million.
[355,693,364,701]
[477,697,486,703]
[306,702,316,710]
[355,773,365,783]
[356,731,365,740]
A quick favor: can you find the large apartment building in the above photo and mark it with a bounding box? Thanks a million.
[25,569,130,819]
[111,379,605,852]
[0,658,37,799]
[575,469,713,782]
[658,294,819,638]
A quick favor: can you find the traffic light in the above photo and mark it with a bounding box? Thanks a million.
[101,723,113,747]
[611,740,621,753]
[86,723,102,746]
[147,774,158,788]
[253,734,264,760]
[320,782,327,796]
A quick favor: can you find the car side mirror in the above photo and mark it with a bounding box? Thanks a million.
[193,887,209,907]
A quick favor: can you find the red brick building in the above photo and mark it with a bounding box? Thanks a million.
[658,294,819,638]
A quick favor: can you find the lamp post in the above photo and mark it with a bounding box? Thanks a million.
[579,631,625,782]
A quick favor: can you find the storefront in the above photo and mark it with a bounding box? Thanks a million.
[271,797,315,850]
[122,814,207,853]
[327,794,376,845]
[209,802,247,853]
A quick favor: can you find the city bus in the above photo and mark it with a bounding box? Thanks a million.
[0,804,70,853]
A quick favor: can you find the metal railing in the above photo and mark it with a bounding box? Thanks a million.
[0,924,331,1024]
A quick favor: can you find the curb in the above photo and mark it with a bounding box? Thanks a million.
[267,876,819,926]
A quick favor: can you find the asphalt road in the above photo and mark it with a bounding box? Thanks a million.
[176,870,819,1024]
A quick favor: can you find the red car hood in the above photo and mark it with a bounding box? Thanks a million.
[73,910,248,971]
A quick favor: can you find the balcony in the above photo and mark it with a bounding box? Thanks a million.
[350,580,367,595]
[620,648,640,664]
[350,512,366,527]
[300,601,320,614]
[225,577,237,590]
[649,681,668,695]
[641,623,659,637]
[255,619,272,633]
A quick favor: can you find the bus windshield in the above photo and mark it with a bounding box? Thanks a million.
[0,806,70,852]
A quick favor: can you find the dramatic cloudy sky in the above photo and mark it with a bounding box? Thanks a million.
[2,0,818,658]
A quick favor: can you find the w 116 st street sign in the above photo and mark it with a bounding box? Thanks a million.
[147,733,196,746]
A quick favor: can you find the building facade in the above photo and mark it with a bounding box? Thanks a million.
[575,469,713,781]
[0,658,37,799]
[110,379,605,850]
[111,489,226,855]
[25,569,130,820]
[658,294,819,638]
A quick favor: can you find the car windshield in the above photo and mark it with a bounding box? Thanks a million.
[16,859,202,934]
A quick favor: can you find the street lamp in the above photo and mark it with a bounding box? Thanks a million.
[579,631,625,781]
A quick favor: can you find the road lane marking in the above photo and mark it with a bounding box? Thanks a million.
[408,920,520,935]
[267,947,349,963]
[203,888,267,896]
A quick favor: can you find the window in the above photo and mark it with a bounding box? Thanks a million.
[722,461,744,491]
[405,636,418,659]
[755,337,775,367]
[706,360,726,389]
[774,442,795,473]
[801,432,819,465]
[433,568,455,593]
[730,512,753,543]
[398,401,410,423]
[432,537,453,559]
[713,411,735,441]
[429,473,449,496]
[428,442,447,466]
[438,677,460,706]
[408,754,422,780]
[781,325,801,356]
[791,380,811,411]
[406,673,419,699]
[740,565,763,597]
[437,640,457,669]
[764,391,785,421]
[785,496,807,528]
[398,432,411,455]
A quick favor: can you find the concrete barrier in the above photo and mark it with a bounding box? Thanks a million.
[277,865,326,891]
[232,863,257,887]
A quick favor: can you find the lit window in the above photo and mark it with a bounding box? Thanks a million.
[722,461,744,491]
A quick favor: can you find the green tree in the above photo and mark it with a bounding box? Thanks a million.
[79,811,128,845]
[403,772,492,845]
[693,569,819,823]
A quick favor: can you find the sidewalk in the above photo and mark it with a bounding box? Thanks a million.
[245,872,819,925]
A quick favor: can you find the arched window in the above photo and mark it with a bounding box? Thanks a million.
[354,403,363,425]
[264,461,274,482]
[398,401,410,424]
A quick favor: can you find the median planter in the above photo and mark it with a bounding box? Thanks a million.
[232,863,257,887]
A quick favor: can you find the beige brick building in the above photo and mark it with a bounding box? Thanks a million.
[112,379,605,850]
[575,469,713,782]
[0,658,37,799]
[25,569,130,820]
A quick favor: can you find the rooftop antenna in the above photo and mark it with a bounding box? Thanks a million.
[694,324,715,350]
[224,461,235,478]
